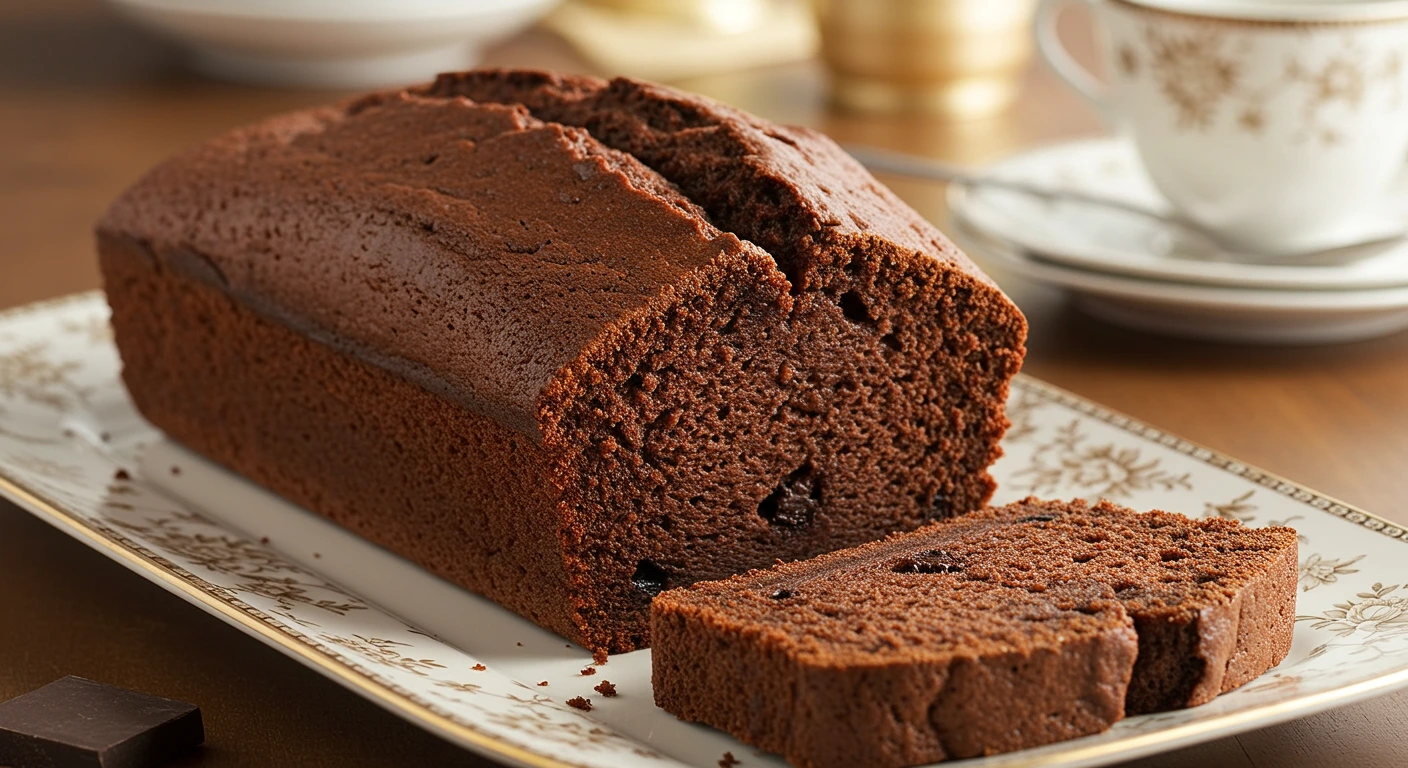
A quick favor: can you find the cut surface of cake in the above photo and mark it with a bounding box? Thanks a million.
[937,498,1299,713]
[651,498,1298,767]
[97,69,1028,655]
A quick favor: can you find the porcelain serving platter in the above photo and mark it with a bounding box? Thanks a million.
[2,293,1406,768]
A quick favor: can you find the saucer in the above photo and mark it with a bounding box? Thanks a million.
[107,0,560,89]
[948,216,1408,344]
[949,138,1408,292]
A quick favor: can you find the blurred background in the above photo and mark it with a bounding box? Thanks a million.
[0,0,1099,311]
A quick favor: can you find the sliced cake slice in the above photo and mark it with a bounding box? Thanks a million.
[654,574,1137,768]
[929,498,1299,713]
[651,498,1298,768]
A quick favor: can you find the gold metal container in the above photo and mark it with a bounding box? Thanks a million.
[814,0,1037,118]
[581,0,769,33]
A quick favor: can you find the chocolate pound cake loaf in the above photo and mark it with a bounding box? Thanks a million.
[652,499,1297,767]
[98,70,1027,655]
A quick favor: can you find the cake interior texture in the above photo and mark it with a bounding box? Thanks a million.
[651,498,1298,767]
[98,69,1028,655]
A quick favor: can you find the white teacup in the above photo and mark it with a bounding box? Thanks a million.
[1035,0,1408,255]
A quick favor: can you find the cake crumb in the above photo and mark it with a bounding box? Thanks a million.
[100,431,111,442]
[471,663,487,671]
[592,649,608,665]
[537,681,549,687]
[170,465,181,476]
[579,666,596,676]
[113,468,130,481]
[593,680,617,697]
[260,536,270,545]
[718,751,740,767]
[516,642,523,646]
[565,696,592,711]
[313,553,321,559]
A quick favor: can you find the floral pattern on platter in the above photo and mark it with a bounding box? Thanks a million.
[1299,553,1365,593]
[1009,418,1191,499]
[0,292,1406,768]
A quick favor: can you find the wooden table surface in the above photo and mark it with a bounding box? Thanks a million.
[2,1,1406,767]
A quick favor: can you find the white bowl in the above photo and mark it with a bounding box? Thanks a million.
[107,0,561,89]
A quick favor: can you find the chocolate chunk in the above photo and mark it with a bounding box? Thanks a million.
[757,464,821,527]
[890,548,963,574]
[631,560,668,597]
[0,676,202,768]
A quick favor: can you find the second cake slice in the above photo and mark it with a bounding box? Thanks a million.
[651,498,1298,768]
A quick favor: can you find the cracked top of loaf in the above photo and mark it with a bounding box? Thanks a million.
[99,69,1016,442]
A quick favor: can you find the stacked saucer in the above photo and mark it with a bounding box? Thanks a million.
[947,138,1408,344]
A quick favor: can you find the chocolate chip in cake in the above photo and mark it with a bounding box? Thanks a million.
[890,549,963,574]
[757,464,821,528]
[769,588,793,600]
[632,560,669,597]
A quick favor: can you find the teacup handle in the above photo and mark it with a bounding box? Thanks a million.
[1034,0,1111,120]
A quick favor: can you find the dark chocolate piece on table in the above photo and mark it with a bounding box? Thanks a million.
[0,676,203,768]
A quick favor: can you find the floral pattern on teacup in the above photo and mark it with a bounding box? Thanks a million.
[1116,21,1406,144]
